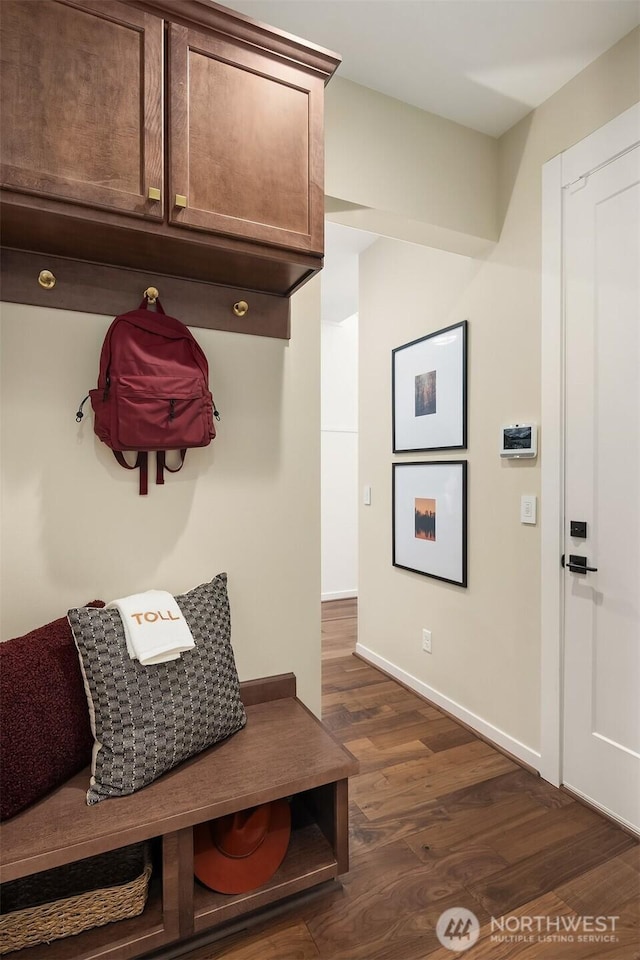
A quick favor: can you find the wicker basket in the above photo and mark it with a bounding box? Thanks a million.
[0,842,152,954]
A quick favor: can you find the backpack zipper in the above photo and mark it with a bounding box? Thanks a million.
[169,399,176,421]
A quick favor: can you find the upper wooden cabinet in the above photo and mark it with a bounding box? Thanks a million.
[0,0,165,220]
[0,0,340,300]
[168,23,324,255]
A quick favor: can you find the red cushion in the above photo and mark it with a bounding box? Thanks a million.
[0,603,104,821]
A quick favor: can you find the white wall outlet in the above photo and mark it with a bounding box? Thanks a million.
[520,494,537,524]
[422,628,432,653]
[363,485,372,506]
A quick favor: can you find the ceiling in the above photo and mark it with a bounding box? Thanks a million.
[221,1,640,321]
[221,0,640,137]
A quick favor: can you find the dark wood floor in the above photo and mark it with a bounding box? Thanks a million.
[182,599,640,960]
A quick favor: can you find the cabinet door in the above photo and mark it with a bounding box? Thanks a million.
[168,24,324,255]
[0,0,163,219]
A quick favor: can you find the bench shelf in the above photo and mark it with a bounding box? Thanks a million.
[0,674,358,959]
[192,820,336,932]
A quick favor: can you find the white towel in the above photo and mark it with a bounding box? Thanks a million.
[107,590,195,665]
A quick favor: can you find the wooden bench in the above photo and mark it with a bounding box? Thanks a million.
[0,674,358,959]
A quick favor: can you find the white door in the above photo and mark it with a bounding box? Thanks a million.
[562,135,640,832]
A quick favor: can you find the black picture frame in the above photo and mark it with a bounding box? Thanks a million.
[392,460,468,587]
[392,320,468,453]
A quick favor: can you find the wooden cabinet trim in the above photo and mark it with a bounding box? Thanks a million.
[132,0,341,82]
[0,194,322,298]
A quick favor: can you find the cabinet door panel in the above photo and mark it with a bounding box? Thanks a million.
[0,0,163,219]
[169,25,323,254]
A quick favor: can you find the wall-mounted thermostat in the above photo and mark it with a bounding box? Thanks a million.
[500,423,538,459]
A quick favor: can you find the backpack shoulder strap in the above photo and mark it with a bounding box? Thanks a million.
[114,451,149,496]
[156,450,187,486]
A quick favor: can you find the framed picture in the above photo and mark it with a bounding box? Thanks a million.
[393,461,467,586]
[392,320,467,452]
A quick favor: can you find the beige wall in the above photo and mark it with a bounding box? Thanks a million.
[1,26,637,747]
[358,29,640,760]
[0,280,323,715]
[325,77,499,257]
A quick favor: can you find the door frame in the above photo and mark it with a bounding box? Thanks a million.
[540,102,640,787]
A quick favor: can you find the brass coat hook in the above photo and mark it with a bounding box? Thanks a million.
[38,269,56,290]
[144,286,159,303]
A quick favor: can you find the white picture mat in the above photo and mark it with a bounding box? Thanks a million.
[394,326,465,450]
[394,462,465,583]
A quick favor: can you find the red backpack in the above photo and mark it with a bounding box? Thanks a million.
[76,299,218,494]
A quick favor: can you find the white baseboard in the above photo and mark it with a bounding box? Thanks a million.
[321,590,358,602]
[355,643,541,772]
[562,782,640,837]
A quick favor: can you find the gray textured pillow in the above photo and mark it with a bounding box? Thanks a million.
[68,574,246,805]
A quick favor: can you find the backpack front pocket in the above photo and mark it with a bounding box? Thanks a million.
[114,377,210,450]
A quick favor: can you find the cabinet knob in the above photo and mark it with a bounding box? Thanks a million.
[233,300,249,317]
[147,186,161,202]
[38,269,56,290]
[174,194,187,209]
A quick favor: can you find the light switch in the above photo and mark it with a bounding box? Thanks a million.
[363,485,372,506]
[521,495,537,524]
